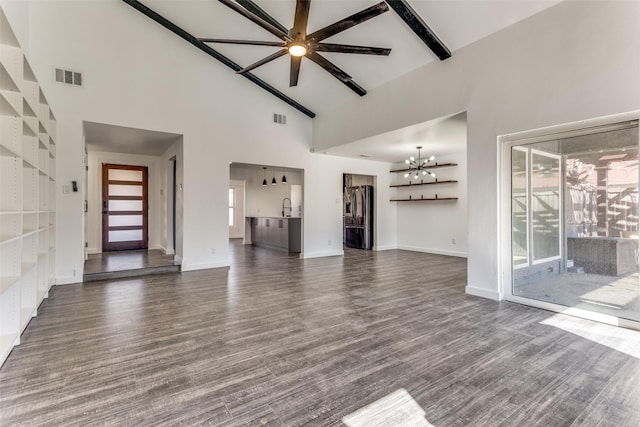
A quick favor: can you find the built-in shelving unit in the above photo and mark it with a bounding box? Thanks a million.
[389,162,458,202]
[0,7,56,367]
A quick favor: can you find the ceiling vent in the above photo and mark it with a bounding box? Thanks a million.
[273,113,287,125]
[54,67,82,86]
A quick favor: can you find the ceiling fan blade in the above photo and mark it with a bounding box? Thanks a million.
[218,0,290,41]
[315,43,391,56]
[198,38,286,47]
[290,56,302,87]
[307,1,388,42]
[236,49,288,74]
[236,0,289,34]
[306,51,351,82]
[306,51,366,96]
[292,0,311,39]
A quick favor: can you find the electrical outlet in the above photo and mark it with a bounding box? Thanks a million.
[451,238,456,245]
[328,240,331,246]
[211,248,216,255]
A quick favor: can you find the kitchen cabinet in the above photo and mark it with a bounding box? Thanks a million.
[249,217,301,253]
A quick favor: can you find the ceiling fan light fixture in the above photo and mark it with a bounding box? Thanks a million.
[288,42,307,57]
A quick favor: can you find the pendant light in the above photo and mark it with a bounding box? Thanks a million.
[403,146,436,180]
[281,167,287,184]
[271,167,277,185]
[262,167,267,186]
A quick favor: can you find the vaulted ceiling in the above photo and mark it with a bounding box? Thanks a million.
[127,1,561,116]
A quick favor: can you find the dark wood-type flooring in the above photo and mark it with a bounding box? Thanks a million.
[1,242,640,426]
[83,249,180,282]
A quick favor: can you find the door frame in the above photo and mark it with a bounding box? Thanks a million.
[498,111,640,330]
[102,163,149,251]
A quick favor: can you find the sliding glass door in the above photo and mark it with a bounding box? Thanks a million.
[506,120,640,326]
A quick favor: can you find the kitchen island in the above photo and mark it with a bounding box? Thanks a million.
[247,217,301,253]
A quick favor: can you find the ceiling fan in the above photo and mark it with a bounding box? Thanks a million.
[199,0,392,96]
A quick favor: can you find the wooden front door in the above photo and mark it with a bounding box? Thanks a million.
[102,164,148,251]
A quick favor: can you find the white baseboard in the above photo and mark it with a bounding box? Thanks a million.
[174,255,182,265]
[159,246,175,255]
[56,276,82,285]
[465,285,501,301]
[373,245,396,251]
[87,248,100,255]
[396,245,467,258]
[302,250,344,259]
[180,259,229,271]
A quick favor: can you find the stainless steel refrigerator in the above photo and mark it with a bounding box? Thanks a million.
[344,185,374,249]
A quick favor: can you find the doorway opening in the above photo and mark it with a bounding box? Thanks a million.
[343,173,375,250]
[501,115,640,328]
[82,121,183,281]
[229,163,304,256]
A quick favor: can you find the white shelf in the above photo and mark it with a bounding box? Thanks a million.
[1,6,56,367]
[0,276,18,294]
[0,90,21,116]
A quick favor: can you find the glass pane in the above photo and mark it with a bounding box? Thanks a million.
[108,169,142,182]
[512,124,640,323]
[109,229,142,242]
[531,152,560,261]
[229,207,234,226]
[109,184,142,197]
[109,199,143,212]
[512,148,528,266]
[109,215,143,227]
[229,188,235,207]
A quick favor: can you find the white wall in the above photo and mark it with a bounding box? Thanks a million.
[14,0,397,280]
[312,1,640,299]
[86,150,162,254]
[394,150,467,257]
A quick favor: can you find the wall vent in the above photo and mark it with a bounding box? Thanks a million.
[54,67,82,86]
[273,113,287,125]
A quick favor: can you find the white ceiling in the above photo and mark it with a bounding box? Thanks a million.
[323,111,467,163]
[137,0,561,114]
[88,1,558,160]
[84,121,181,156]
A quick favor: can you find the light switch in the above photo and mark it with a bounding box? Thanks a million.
[63,185,70,194]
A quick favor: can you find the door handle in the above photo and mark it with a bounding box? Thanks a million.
[103,200,108,214]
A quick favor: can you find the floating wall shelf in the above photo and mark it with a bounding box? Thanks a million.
[390,197,458,202]
[390,179,457,188]
[389,162,457,173]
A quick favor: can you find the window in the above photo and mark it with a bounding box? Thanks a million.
[229,188,235,226]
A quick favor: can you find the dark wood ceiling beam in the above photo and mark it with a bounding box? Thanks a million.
[236,0,289,34]
[385,0,451,60]
[120,0,315,118]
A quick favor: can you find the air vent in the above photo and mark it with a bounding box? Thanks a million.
[55,67,82,86]
[273,113,287,125]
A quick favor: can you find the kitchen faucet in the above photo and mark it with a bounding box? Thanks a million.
[282,197,292,217]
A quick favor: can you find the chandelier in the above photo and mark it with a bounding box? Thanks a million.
[404,146,436,179]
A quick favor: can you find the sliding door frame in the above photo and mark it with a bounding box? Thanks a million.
[498,111,640,330]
